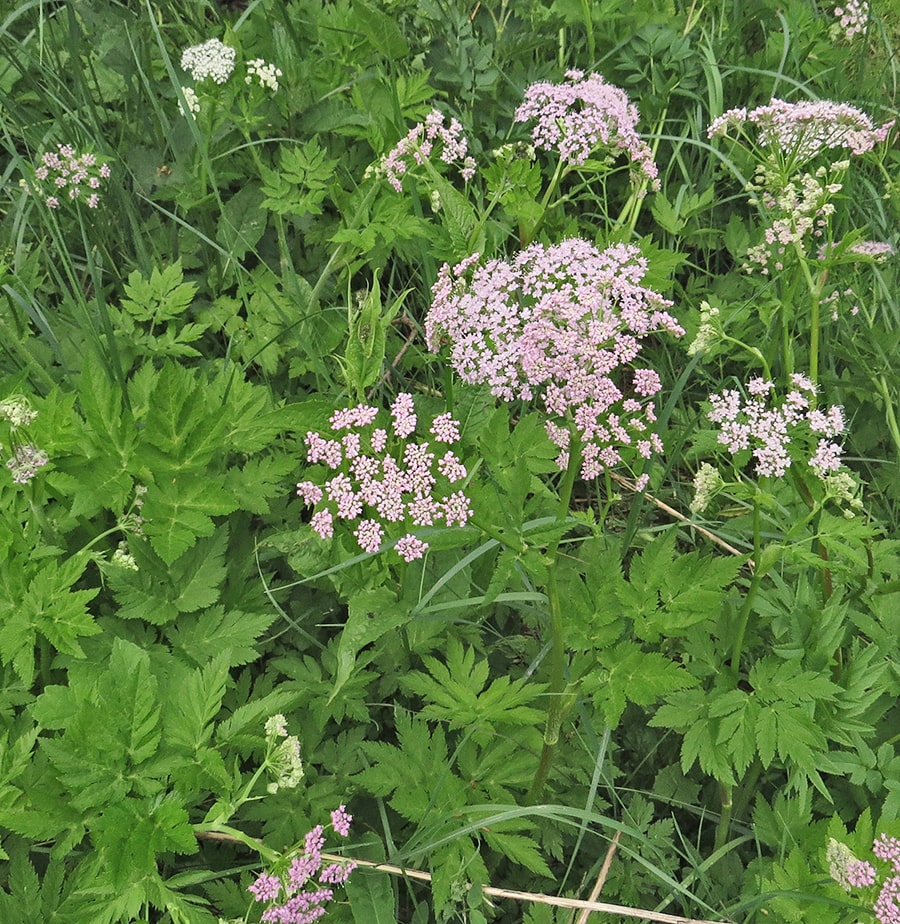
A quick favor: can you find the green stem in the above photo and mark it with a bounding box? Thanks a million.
[791,240,827,387]
[526,435,582,803]
[193,822,279,864]
[523,157,568,246]
[729,498,762,676]
[713,782,733,853]
[614,109,667,235]
[469,514,525,554]
[874,374,900,459]
[720,333,771,380]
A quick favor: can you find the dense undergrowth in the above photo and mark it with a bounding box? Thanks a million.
[0,0,899,921]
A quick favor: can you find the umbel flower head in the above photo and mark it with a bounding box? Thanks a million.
[514,69,659,188]
[426,239,684,482]
[708,98,893,169]
[32,144,110,209]
[180,38,236,84]
[707,374,846,480]
[0,396,49,484]
[380,109,476,192]
[296,395,472,561]
[248,808,356,923]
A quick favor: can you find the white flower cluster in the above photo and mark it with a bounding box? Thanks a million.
[180,38,236,84]
[245,58,282,92]
[687,301,721,356]
[690,462,723,514]
[178,86,200,119]
[263,714,304,794]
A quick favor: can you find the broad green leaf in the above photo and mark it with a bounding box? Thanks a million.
[482,830,552,878]
[260,141,339,217]
[119,262,197,323]
[217,183,267,260]
[142,362,229,471]
[592,641,698,727]
[142,475,237,565]
[163,653,230,752]
[352,0,409,58]
[331,587,411,702]
[346,867,396,924]
[165,605,276,668]
[0,553,100,685]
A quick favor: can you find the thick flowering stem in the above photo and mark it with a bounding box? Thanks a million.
[194,821,280,864]
[522,156,568,246]
[791,240,828,387]
[615,109,667,234]
[527,435,582,803]
[729,498,762,676]
[470,514,526,554]
[875,374,900,459]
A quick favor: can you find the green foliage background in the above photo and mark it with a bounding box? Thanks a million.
[0,0,898,921]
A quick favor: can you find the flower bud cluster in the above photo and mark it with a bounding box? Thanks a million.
[426,239,683,481]
[381,109,476,192]
[33,144,110,210]
[687,301,721,356]
[0,396,48,485]
[264,714,304,794]
[743,162,844,272]
[514,69,659,188]
[827,833,900,924]
[296,396,472,561]
[707,374,846,480]
[689,462,723,515]
[248,803,356,924]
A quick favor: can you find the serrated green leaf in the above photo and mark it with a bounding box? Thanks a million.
[593,641,698,726]
[142,475,236,565]
[346,867,396,924]
[400,639,544,740]
[163,653,230,753]
[40,640,162,813]
[482,830,552,878]
[217,184,267,260]
[260,140,339,217]
[331,587,411,702]
[142,362,229,471]
[165,604,275,667]
[353,0,409,58]
[0,553,100,685]
[79,357,138,459]
[120,262,197,323]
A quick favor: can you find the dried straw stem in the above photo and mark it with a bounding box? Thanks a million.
[321,851,733,924]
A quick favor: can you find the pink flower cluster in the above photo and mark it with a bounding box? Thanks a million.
[296,395,472,561]
[707,374,846,479]
[708,99,893,166]
[383,109,476,192]
[820,238,895,263]
[425,239,684,482]
[33,144,110,209]
[514,69,659,187]
[833,0,869,41]
[872,834,900,924]
[248,810,356,924]
[6,444,49,484]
